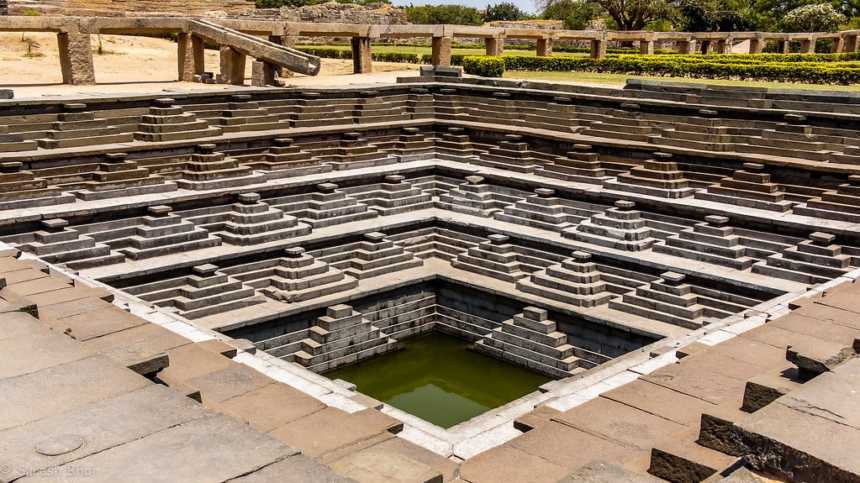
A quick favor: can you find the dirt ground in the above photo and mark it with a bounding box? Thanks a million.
[1,32,417,97]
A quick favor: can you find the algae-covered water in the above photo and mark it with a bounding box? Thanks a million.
[326,332,551,428]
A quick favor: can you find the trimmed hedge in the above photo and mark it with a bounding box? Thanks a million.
[462,56,506,77]
[499,54,860,84]
[296,46,860,84]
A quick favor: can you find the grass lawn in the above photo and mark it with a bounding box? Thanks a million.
[503,70,860,91]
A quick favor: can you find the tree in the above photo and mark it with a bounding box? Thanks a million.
[676,0,756,31]
[540,0,675,30]
[781,2,846,31]
[405,4,484,25]
[485,2,526,21]
[542,0,602,29]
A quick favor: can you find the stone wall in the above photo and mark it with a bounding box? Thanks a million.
[9,0,256,16]
[244,2,407,25]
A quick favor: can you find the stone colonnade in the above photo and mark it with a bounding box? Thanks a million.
[6,16,860,84]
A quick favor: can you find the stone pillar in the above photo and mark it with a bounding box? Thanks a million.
[351,36,373,74]
[251,60,277,87]
[590,39,607,59]
[639,40,654,55]
[677,39,696,54]
[177,33,204,82]
[431,36,453,66]
[749,37,765,54]
[777,40,790,54]
[845,35,860,53]
[485,36,504,56]
[831,36,845,53]
[715,38,732,54]
[57,32,95,85]
[536,37,553,57]
[219,46,246,85]
[800,38,815,53]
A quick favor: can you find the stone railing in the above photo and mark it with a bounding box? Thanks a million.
[2,15,859,84]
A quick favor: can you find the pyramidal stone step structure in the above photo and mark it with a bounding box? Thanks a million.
[95,205,222,261]
[387,127,435,158]
[437,175,525,217]
[451,233,542,282]
[210,94,287,133]
[312,232,424,279]
[434,126,481,158]
[535,143,611,184]
[343,175,433,216]
[475,307,589,379]
[794,174,860,222]
[494,188,601,232]
[17,218,124,269]
[312,132,397,171]
[269,182,378,228]
[219,247,356,303]
[516,251,617,307]
[603,153,698,198]
[124,263,266,320]
[180,192,311,245]
[173,144,266,191]
[38,103,135,149]
[134,98,222,142]
[654,215,758,270]
[695,162,794,212]
[468,134,544,173]
[752,232,857,284]
[72,152,177,201]
[236,137,332,180]
[291,304,401,373]
[563,200,659,251]
[0,161,75,209]
[608,271,753,329]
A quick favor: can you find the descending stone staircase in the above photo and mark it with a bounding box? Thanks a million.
[312,232,424,279]
[535,143,611,184]
[794,174,860,222]
[124,263,265,319]
[266,304,400,373]
[564,200,660,251]
[696,162,794,212]
[516,251,617,307]
[343,175,434,216]
[135,98,222,142]
[603,153,697,198]
[475,307,589,379]
[437,175,526,217]
[609,271,757,329]
[37,103,135,149]
[494,188,603,233]
[221,247,357,303]
[180,192,311,245]
[268,182,378,228]
[17,218,123,269]
[654,215,759,270]
[752,232,857,284]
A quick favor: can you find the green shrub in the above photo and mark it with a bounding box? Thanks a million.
[462,56,506,77]
[496,53,860,84]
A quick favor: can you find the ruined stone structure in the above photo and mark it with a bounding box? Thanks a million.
[4,15,860,84]
[1,77,859,483]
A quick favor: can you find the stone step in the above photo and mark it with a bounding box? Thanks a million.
[118,236,220,260]
[517,277,616,308]
[654,242,756,270]
[609,299,704,330]
[473,339,581,379]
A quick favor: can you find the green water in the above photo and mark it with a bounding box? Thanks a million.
[326,332,551,429]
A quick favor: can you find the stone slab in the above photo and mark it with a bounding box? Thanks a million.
[0,385,209,480]
[0,355,150,431]
[459,444,568,483]
[268,407,402,457]
[78,323,190,375]
[601,379,715,427]
[210,382,326,432]
[225,455,355,483]
[17,415,300,483]
[509,421,633,471]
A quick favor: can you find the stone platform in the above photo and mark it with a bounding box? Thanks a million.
[2,80,860,482]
